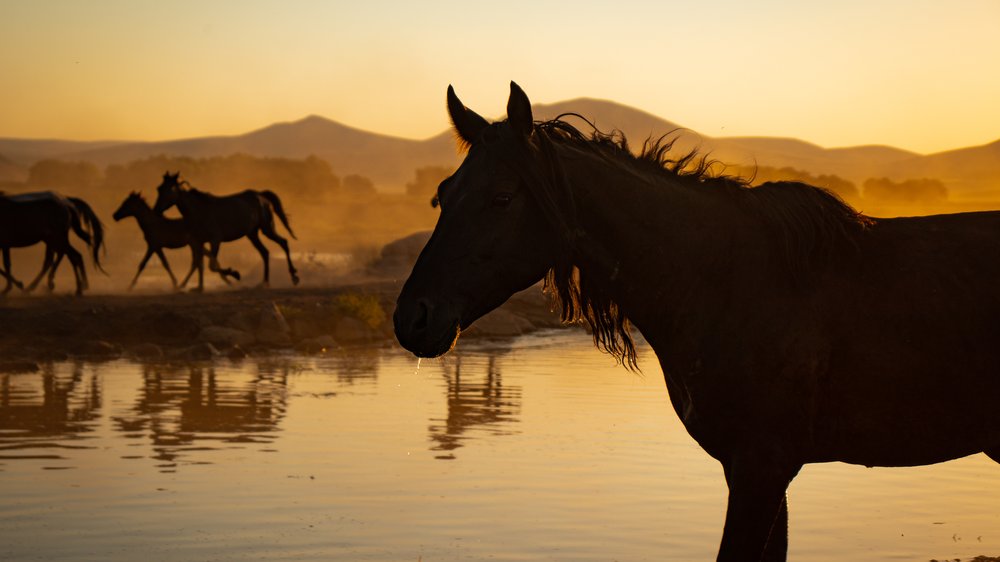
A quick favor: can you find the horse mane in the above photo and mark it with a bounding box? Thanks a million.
[512,116,871,370]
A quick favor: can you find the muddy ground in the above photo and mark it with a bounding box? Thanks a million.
[0,278,567,370]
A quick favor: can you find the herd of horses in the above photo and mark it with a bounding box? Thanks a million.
[0,171,298,295]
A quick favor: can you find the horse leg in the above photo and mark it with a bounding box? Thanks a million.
[261,225,299,285]
[64,245,86,296]
[178,245,200,290]
[762,496,789,561]
[197,241,230,292]
[154,248,178,289]
[1,248,15,294]
[47,252,65,292]
[190,247,205,293]
[6,256,23,291]
[247,232,270,288]
[717,453,800,562]
[129,248,155,291]
[25,247,54,293]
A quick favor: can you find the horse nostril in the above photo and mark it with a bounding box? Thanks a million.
[413,299,432,332]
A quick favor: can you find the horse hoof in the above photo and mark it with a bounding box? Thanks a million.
[292,274,300,286]
[231,271,242,281]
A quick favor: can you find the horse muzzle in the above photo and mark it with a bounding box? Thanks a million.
[393,296,461,358]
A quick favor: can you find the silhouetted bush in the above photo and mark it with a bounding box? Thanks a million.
[405,165,454,202]
[863,177,948,203]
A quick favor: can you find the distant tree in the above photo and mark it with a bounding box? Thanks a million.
[103,153,341,199]
[863,177,948,203]
[27,159,102,190]
[733,165,860,203]
[342,174,376,196]
[405,165,454,202]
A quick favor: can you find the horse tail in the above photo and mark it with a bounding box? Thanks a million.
[259,190,297,240]
[67,197,107,274]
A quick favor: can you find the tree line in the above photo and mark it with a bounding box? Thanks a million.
[14,154,948,212]
[729,165,948,206]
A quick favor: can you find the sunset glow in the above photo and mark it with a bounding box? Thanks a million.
[1,0,998,154]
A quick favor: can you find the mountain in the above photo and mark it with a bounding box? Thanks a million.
[57,116,460,188]
[0,138,124,167]
[883,140,1000,195]
[1,100,997,195]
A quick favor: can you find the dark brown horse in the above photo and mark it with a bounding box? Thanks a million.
[113,191,237,291]
[394,83,1000,561]
[151,172,299,291]
[0,191,105,296]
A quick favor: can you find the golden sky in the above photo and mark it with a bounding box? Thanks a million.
[1,0,998,154]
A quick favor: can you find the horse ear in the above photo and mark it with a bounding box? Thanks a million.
[447,85,489,149]
[507,81,533,138]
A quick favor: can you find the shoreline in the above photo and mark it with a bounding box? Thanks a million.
[0,279,567,369]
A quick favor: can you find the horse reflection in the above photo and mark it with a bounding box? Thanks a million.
[429,354,521,455]
[0,364,101,457]
[113,364,287,467]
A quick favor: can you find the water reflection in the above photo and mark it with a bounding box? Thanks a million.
[112,363,288,471]
[0,363,101,467]
[429,353,522,459]
[328,347,381,385]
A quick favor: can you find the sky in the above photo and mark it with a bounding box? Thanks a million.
[0,0,998,154]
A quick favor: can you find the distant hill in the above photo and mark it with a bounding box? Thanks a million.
[1,99,997,195]
[57,116,460,188]
[0,153,28,183]
[883,139,1000,195]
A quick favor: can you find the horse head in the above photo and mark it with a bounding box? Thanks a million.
[394,82,561,358]
[152,171,183,214]
[112,191,145,221]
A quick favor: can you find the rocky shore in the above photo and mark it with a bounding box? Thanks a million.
[0,280,566,370]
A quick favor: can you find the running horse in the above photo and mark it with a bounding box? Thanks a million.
[151,172,299,291]
[113,191,236,291]
[394,83,1000,561]
[0,191,105,296]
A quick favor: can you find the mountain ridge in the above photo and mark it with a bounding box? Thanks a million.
[1,99,997,194]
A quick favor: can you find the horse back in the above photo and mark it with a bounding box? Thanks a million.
[177,189,265,242]
[0,192,74,247]
[812,210,1000,464]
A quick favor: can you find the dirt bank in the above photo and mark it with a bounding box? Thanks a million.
[0,279,566,368]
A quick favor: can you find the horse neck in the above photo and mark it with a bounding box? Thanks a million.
[132,202,160,227]
[557,150,762,345]
[175,188,199,216]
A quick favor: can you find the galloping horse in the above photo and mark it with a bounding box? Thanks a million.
[394,83,1000,561]
[151,172,299,291]
[0,191,105,296]
[113,191,236,291]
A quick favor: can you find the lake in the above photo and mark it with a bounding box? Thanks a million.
[1,330,997,561]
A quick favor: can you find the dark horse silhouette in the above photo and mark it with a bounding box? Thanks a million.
[113,191,236,291]
[151,172,299,291]
[394,83,1000,561]
[0,191,105,296]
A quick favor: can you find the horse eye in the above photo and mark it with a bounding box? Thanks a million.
[492,193,513,208]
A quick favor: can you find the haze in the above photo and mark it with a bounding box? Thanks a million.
[1,0,998,154]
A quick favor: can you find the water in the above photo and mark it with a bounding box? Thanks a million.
[1,331,998,561]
